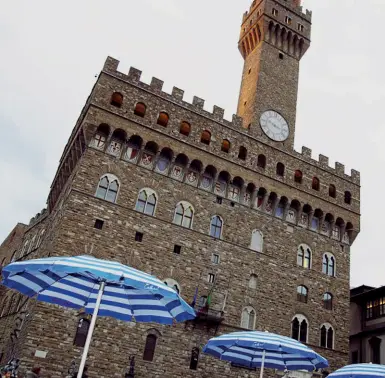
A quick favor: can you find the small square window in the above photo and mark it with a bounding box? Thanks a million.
[341,245,345,252]
[135,232,143,242]
[272,8,278,16]
[230,202,235,207]
[279,53,284,60]
[212,254,220,264]
[208,273,215,283]
[174,245,181,255]
[94,219,104,230]
[285,16,292,25]
[216,197,223,204]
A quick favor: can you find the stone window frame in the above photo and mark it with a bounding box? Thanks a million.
[241,306,256,330]
[320,322,334,349]
[297,285,308,303]
[250,229,263,252]
[291,314,309,343]
[135,188,158,217]
[297,244,312,269]
[322,252,336,277]
[163,278,181,294]
[143,328,161,362]
[95,173,120,203]
[173,201,195,229]
[210,215,223,239]
[249,274,257,289]
[323,292,333,310]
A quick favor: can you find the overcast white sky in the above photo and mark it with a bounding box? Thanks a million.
[0,0,383,287]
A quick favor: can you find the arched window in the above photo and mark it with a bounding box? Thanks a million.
[329,184,336,198]
[200,130,211,145]
[312,177,320,191]
[249,274,257,289]
[190,347,200,370]
[156,147,173,174]
[250,230,263,252]
[173,202,194,229]
[134,102,146,117]
[297,244,311,269]
[157,112,169,127]
[135,189,157,216]
[323,293,333,310]
[143,334,157,362]
[323,253,336,277]
[294,170,303,184]
[257,154,266,169]
[320,323,334,349]
[210,216,223,239]
[369,337,381,364]
[241,306,256,329]
[297,286,308,303]
[221,139,230,153]
[74,318,90,347]
[91,123,110,150]
[276,162,285,177]
[110,92,123,108]
[345,191,352,205]
[238,146,247,160]
[95,174,120,203]
[163,278,181,294]
[180,121,191,136]
[291,315,308,343]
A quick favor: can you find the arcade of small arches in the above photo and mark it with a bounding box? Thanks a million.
[90,126,355,245]
[105,98,354,207]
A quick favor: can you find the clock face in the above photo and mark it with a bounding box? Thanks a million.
[260,111,289,142]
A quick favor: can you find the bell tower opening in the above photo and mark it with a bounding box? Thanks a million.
[237,0,312,150]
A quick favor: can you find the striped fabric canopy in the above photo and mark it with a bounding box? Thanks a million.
[328,364,385,378]
[203,331,329,371]
[1,255,196,324]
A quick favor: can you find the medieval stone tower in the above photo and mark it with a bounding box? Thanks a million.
[0,1,360,377]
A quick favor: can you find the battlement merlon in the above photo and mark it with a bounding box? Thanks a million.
[101,57,360,185]
[242,0,312,23]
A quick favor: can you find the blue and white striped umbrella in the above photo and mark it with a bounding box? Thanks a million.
[203,331,328,377]
[1,255,196,377]
[328,364,385,378]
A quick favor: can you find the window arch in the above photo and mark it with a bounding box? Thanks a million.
[250,230,263,252]
[135,189,157,216]
[276,162,285,177]
[74,318,90,347]
[257,154,266,169]
[143,333,158,362]
[238,146,247,160]
[200,130,211,145]
[312,177,320,191]
[180,121,191,136]
[210,216,223,239]
[323,253,336,277]
[221,139,230,153]
[173,201,194,229]
[291,314,308,343]
[134,102,146,117]
[95,174,120,203]
[249,274,257,289]
[329,184,336,198]
[297,285,308,303]
[110,92,123,107]
[320,323,334,349]
[156,147,173,174]
[323,293,333,310]
[163,278,181,294]
[297,244,311,269]
[157,112,169,127]
[91,123,110,150]
[241,306,256,329]
[294,170,303,184]
[345,191,352,205]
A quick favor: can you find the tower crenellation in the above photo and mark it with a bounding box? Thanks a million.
[101,56,360,186]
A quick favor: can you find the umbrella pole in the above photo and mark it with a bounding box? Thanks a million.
[77,281,106,378]
[259,350,266,378]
